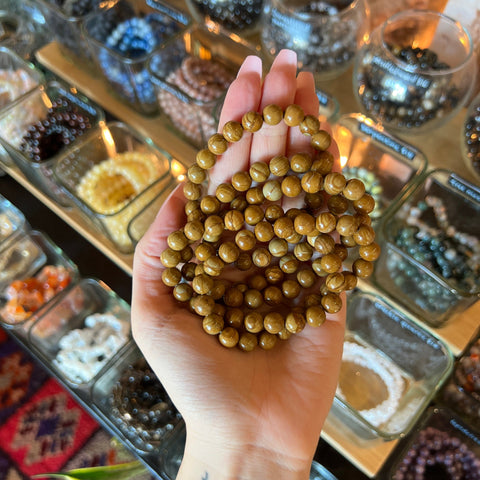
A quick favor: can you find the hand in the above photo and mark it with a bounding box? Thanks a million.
[131,49,345,480]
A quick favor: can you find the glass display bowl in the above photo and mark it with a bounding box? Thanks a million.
[0,193,26,250]
[0,10,35,59]
[354,10,476,135]
[261,0,370,81]
[462,91,480,183]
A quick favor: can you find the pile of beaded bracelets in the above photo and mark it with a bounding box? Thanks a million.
[160,104,380,351]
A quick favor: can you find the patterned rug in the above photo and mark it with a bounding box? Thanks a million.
[0,327,152,479]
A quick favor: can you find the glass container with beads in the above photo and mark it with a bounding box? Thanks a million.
[0,10,35,59]
[28,277,131,391]
[461,91,480,184]
[261,0,370,82]
[388,407,480,480]
[148,24,262,148]
[334,113,428,226]
[0,80,104,206]
[91,342,183,454]
[0,194,26,251]
[53,121,183,254]
[83,0,191,115]
[374,169,480,327]
[330,286,452,440]
[353,9,476,135]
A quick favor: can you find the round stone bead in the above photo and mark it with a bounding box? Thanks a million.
[278,328,292,340]
[185,199,200,216]
[306,305,326,327]
[200,196,220,215]
[316,212,337,233]
[254,221,275,242]
[311,258,326,276]
[265,204,284,222]
[333,244,348,261]
[160,248,182,268]
[279,254,299,274]
[196,148,216,169]
[231,196,248,211]
[263,104,283,125]
[294,213,316,235]
[244,312,264,333]
[192,273,214,294]
[250,161,270,182]
[173,283,193,302]
[244,205,264,225]
[181,262,197,281]
[314,233,335,255]
[264,312,284,334]
[294,242,314,262]
[282,279,301,299]
[180,246,193,263]
[208,133,228,155]
[204,215,224,238]
[252,247,272,267]
[213,304,226,317]
[168,230,189,251]
[248,274,267,291]
[290,152,312,173]
[327,195,349,215]
[311,130,331,151]
[359,242,381,261]
[237,283,248,293]
[244,289,263,309]
[354,212,372,227]
[297,269,316,288]
[281,175,302,197]
[222,120,243,142]
[204,256,225,277]
[265,266,284,284]
[186,209,204,223]
[226,308,244,329]
[235,229,256,251]
[224,287,244,307]
[269,155,290,177]
[211,280,227,300]
[269,237,289,257]
[219,327,239,348]
[343,271,358,290]
[299,114,320,136]
[238,332,258,352]
[224,209,244,231]
[192,295,215,316]
[305,192,324,210]
[188,164,207,184]
[336,215,358,236]
[284,104,305,126]
[341,235,357,248]
[183,181,202,200]
[246,187,264,205]
[216,183,236,203]
[203,314,224,335]
[325,272,346,293]
[321,292,342,314]
[285,311,306,333]
[242,111,263,132]
[354,225,375,246]
[353,258,374,278]
[274,216,295,239]
[263,180,282,201]
[353,194,375,214]
[259,331,277,350]
[236,252,253,271]
[285,208,303,220]
[232,171,252,192]
[305,293,323,307]
[301,171,323,193]
[320,253,342,273]
[218,241,240,263]
[343,178,366,201]
[286,231,304,245]
[324,172,346,195]
[312,151,334,175]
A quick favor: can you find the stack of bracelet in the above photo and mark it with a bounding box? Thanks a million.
[160,104,380,351]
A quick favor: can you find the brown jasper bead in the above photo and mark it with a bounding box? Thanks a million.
[307,233,319,248]
[237,282,249,293]
[187,209,206,223]
[242,111,263,132]
[300,114,320,136]
[213,303,227,317]
[263,180,283,201]
[311,130,332,151]
[354,212,372,227]
[230,196,248,212]
[250,161,270,183]
[204,215,224,238]
[232,171,252,192]
[312,151,334,175]
[218,241,240,263]
[306,305,326,327]
[279,254,299,274]
[294,242,314,262]
[343,178,366,201]
[324,172,346,195]
[325,272,346,293]
[285,207,303,220]
[265,266,284,284]
[305,192,324,210]
[341,235,357,248]
[320,253,342,273]
[216,183,236,203]
[181,246,193,263]
[244,311,264,333]
[187,164,207,184]
[184,220,204,242]
[225,308,244,329]
[311,258,326,277]
[238,332,258,352]
[328,195,349,215]
[254,221,274,242]
[244,289,263,309]
[353,258,374,278]
[252,247,272,268]
[224,210,244,231]
[211,280,227,300]
[265,204,284,222]
[160,248,182,268]
[173,283,193,302]
[195,263,205,276]
[264,312,284,334]
[321,292,342,314]
[281,175,302,197]
[181,262,197,281]
[222,120,243,142]
[246,187,264,205]
[301,171,323,194]
[333,243,348,261]
[263,104,283,125]
[336,215,358,236]
[273,216,295,239]
[236,252,253,271]
[278,328,292,341]
[167,230,189,251]
[185,199,200,216]
[259,331,277,350]
[353,193,375,214]
[316,212,337,233]
[208,133,228,155]
[192,273,214,295]
[219,327,239,348]
[282,279,301,299]
[162,267,181,287]
[294,213,316,236]
[285,311,306,333]
[269,237,289,257]
[286,231,303,244]
[354,225,375,246]
[196,148,216,169]
[183,181,202,200]
[305,293,323,307]
[359,242,381,261]
[290,152,312,173]
[192,295,215,316]
[343,271,358,291]
[204,256,225,277]
[297,269,316,288]
[195,242,215,262]
[203,314,224,335]
[248,274,268,291]
[244,205,264,225]
[200,196,221,215]
[284,104,305,126]
[203,232,222,244]
[224,287,244,307]
[235,229,256,251]
[314,233,335,255]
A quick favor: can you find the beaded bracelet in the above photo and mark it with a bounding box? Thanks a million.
[160,104,380,351]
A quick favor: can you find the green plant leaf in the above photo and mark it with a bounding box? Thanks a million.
[32,460,146,480]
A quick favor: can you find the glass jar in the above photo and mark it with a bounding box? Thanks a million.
[261,0,370,81]
[354,10,476,134]
[462,91,480,183]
